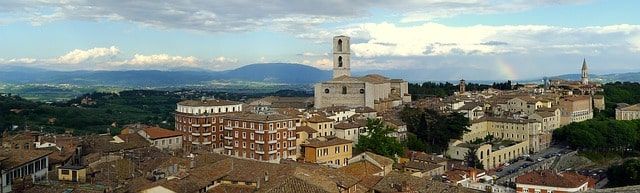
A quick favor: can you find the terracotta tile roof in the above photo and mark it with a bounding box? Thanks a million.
[296,125,318,133]
[306,115,334,123]
[178,99,240,107]
[302,137,353,148]
[405,151,448,164]
[142,127,183,140]
[355,106,376,113]
[208,183,255,193]
[363,152,394,167]
[373,172,481,193]
[516,170,590,188]
[617,104,640,111]
[338,160,383,179]
[403,161,443,171]
[82,134,150,154]
[0,149,52,169]
[334,121,364,130]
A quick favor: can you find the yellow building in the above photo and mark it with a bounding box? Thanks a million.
[58,165,87,183]
[300,136,352,167]
[447,139,529,170]
[463,117,543,153]
[303,115,335,137]
[616,103,640,120]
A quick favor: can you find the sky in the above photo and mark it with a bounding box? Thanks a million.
[1,0,640,80]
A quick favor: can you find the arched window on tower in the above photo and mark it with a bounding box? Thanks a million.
[337,39,343,52]
[338,56,343,67]
[342,86,347,94]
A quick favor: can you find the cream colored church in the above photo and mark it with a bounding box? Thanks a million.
[314,36,411,111]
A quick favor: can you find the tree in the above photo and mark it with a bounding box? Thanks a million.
[403,133,428,152]
[608,159,640,187]
[465,146,484,169]
[356,118,404,158]
[400,107,470,154]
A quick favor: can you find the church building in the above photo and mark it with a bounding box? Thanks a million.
[314,36,411,111]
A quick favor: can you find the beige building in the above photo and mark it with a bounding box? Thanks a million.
[559,95,593,126]
[314,36,411,111]
[334,121,366,144]
[300,136,353,167]
[137,127,183,150]
[222,113,298,162]
[447,139,529,170]
[593,95,605,111]
[616,103,640,120]
[462,117,544,153]
[303,115,335,137]
[58,165,87,183]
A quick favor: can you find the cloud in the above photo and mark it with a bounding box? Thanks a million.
[0,57,37,64]
[0,0,585,34]
[56,46,120,64]
[341,22,640,58]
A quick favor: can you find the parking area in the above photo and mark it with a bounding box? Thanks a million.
[493,146,570,178]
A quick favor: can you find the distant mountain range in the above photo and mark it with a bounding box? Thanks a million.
[0,63,331,87]
[548,72,640,83]
[1,63,639,88]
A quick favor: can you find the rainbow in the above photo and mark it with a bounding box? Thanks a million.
[495,58,517,80]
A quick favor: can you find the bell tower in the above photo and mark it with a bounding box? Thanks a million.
[581,58,588,85]
[333,36,351,78]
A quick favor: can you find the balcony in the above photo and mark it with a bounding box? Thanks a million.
[191,141,200,145]
[224,145,233,149]
[224,136,233,140]
[191,124,201,127]
[255,130,265,134]
[268,130,277,134]
[268,150,277,154]
[224,126,233,131]
[287,137,296,141]
[201,132,212,136]
[287,146,296,150]
[255,140,265,144]
[268,140,277,144]
[202,123,212,127]
[192,132,201,136]
[202,141,212,145]
[256,150,265,154]
[287,127,296,131]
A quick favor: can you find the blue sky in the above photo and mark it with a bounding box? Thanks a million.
[1,0,639,80]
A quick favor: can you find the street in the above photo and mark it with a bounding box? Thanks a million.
[493,146,569,178]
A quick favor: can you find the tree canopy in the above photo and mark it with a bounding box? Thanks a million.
[356,118,404,158]
[553,119,640,151]
[608,159,640,187]
[400,107,470,154]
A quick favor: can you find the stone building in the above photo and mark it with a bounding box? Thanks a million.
[559,95,593,126]
[300,136,352,167]
[616,103,640,120]
[314,35,411,111]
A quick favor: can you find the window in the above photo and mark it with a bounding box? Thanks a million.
[234,131,239,138]
[250,143,254,150]
[61,169,70,175]
[337,39,343,52]
[234,141,239,147]
[242,132,246,139]
[360,89,365,94]
[250,133,254,140]
[342,86,347,94]
[242,142,246,148]
[324,89,330,93]
[338,56,343,67]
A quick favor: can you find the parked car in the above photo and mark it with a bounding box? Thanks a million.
[537,157,545,162]
[526,157,534,162]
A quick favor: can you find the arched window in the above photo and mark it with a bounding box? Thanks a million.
[338,56,343,67]
[337,39,343,52]
[359,89,365,94]
[324,89,330,93]
[342,86,347,94]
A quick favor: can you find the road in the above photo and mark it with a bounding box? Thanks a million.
[493,146,568,178]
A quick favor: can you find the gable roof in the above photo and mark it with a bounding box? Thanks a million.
[516,170,590,188]
[142,127,183,140]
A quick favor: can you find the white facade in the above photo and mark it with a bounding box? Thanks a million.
[176,103,242,115]
[1,157,49,193]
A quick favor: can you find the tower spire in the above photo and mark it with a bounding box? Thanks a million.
[581,58,588,85]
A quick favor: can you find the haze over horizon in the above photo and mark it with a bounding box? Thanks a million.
[1,0,640,80]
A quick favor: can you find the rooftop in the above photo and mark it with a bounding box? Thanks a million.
[0,149,52,169]
[306,115,334,123]
[177,99,240,107]
[302,137,353,148]
[516,170,590,188]
[142,127,183,140]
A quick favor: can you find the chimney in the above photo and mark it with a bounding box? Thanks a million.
[264,171,269,182]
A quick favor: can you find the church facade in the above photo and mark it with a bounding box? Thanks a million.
[314,36,411,111]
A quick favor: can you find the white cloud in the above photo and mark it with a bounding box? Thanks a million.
[0,0,584,33]
[56,46,120,64]
[630,35,640,53]
[121,54,198,66]
[339,22,640,58]
[0,57,37,64]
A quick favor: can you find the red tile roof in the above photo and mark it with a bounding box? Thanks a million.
[516,170,590,188]
[142,127,183,140]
